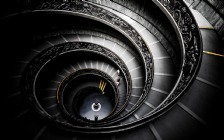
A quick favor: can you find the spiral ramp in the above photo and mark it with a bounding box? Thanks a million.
[1,0,224,140]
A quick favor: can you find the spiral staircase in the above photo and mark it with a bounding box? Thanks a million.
[1,0,224,140]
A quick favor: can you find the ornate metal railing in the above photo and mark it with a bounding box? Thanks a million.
[33,0,154,123]
[12,0,202,133]
[22,42,132,123]
[148,0,202,114]
[57,68,120,124]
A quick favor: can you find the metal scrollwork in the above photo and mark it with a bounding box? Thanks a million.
[22,42,132,120]
[20,0,201,131]
[57,68,120,124]
[34,0,153,102]
[153,0,202,111]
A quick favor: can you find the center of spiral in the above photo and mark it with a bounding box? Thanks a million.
[91,102,101,112]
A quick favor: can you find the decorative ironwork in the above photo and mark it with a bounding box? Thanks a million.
[149,0,202,113]
[22,42,132,121]
[35,0,154,111]
[57,68,120,124]
[20,0,201,133]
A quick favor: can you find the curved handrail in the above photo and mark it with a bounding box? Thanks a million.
[148,0,202,115]
[21,42,132,124]
[19,0,154,123]
[5,0,202,133]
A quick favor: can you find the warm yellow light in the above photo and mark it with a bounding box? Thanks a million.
[203,51,224,57]
[99,80,107,94]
